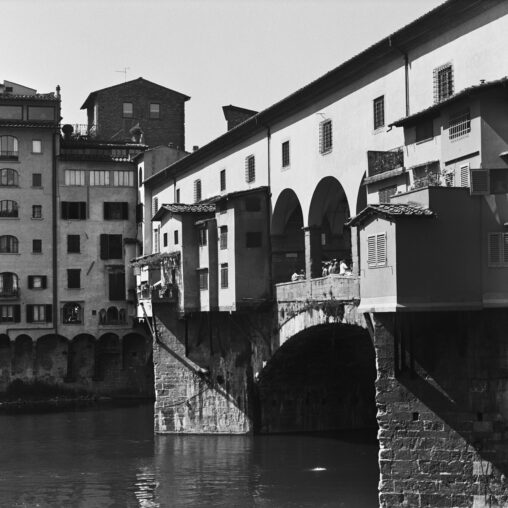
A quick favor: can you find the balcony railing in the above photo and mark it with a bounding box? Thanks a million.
[0,150,18,161]
[0,287,20,298]
[367,148,404,177]
[67,124,97,138]
[275,274,360,303]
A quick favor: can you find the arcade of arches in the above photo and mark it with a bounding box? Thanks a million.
[0,331,153,397]
[271,177,355,283]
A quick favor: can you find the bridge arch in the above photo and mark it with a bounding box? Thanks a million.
[271,188,305,283]
[257,322,376,434]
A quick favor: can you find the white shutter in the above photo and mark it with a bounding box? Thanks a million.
[488,233,501,265]
[367,235,376,267]
[460,164,470,188]
[376,233,387,266]
[471,169,489,195]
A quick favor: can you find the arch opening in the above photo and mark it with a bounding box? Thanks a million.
[95,333,121,382]
[34,334,69,382]
[67,334,96,383]
[271,189,305,283]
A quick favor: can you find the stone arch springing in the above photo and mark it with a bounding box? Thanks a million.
[307,176,351,278]
[34,334,69,382]
[271,189,305,283]
[11,334,33,380]
[67,334,95,383]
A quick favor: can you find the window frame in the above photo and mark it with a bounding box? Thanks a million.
[0,168,19,187]
[0,136,19,160]
[245,155,255,183]
[434,63,454,103]
[199,269,209,291]
[67,234,80,254]
[488,232,508,267]
[0,200,18,218]
[220,169,226,192]
[220,263,229,289]
[319,119,333,154]
[281,140,290,168]
[373,96,385,130]
[194,179,202,202]
[367,232,387,268]
[32,205,42,219]
[219,226,228,250]
[149,103,160,119]
[32,239,42,254]
[67,269,81,289]
[32,140,42,154]
[0,235,18,253]
[123,102,133,118]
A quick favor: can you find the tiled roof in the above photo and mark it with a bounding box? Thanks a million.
[346,203,434,227]
[390,76,508,127]
[0,92,58,101]
[152,202,216,221]
[0,121,59,129]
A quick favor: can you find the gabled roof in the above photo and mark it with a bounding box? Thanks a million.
[390,76,508,127]
[152,202,216,221]
[81,77,190,109]
[346,203,435,227]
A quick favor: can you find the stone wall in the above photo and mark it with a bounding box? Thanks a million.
[373,310,508,508]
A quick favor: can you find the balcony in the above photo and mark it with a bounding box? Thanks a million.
[365,148,405,184]
[275,274,360,303]
[0,150,18,161]
[151,284,179,303]
[0,287,19,299]
[65,124,97,139]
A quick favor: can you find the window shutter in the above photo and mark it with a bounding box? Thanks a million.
[109,272,126,301]
[376,233,387,266]
[367,235,376,266]
[26,305,33,323]
[45,305,52,323]
[488,233,501,265]
[42,276,47,289]
[61,201,68,219]
[100,234,109,259]
[460,164,470,188]
[122,202,128,220]
[79,202,87,219]
[28,276,34,289]
[471,169,489,195]
[103,202,110,220]
[13,305,20,323]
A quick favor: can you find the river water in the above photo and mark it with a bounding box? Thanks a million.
[0,403,379,507]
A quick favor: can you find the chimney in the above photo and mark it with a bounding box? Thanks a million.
[222,105,258,131]
[193,145,199,152]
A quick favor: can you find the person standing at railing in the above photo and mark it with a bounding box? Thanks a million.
[339,259,348,275]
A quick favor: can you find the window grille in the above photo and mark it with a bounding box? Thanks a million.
[32,205,42,219]
[319,120,332,154]
[488,232,508,267]
[100,234,123,259]
[245,156,255,183]
[367,233,387,267]
[433,63,454,103]
[282,141,290,167]
[220,169,226,192]
[373,96,385,130]
[220,264,228,289]
[199,270,208,290]
[220,226,228,250]
[27,304,51,323]
[448,110,470,140]
[194,179,202,202]
[470,170,490,195]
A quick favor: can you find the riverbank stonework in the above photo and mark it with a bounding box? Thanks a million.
[373,311,508,508]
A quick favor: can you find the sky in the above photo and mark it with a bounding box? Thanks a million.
[4,0,444,151]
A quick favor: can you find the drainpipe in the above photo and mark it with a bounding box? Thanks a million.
[389,36,410,116]
[52,129,59,334]
[262,121,274,297]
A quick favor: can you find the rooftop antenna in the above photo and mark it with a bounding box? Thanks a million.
[115,67,130,83]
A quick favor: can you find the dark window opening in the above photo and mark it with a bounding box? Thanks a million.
[67,235,80,253]
[67,269,81,289]
[246,231,262,248]
[104,202,128,220]
[61,201,87,220]
[100,234,123,260]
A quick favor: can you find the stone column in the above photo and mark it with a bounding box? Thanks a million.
[303,225,322,279]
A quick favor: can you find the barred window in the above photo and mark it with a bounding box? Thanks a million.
[0,200,18,218]
[220,169,226,192]
[434,63,454,103]
[282,141,290,168]
[319,120,332,154]
[220,226,228,250]
[448,110,470,140]
[199,269,208,291]
[220,264,228,289]
[89,170,110,186]
[113,171,134,187]
[64,170,85,186]
[373,96,384,130]
[245,155,255,183]
[194,179,202,202]
[32,205,42,219]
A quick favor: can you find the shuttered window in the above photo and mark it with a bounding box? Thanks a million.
[319,120,332,154]
[26,304,52,323]
[245,155,255,183]
[488,233,508,267]
[367,233,387,268]
[0,304,20,322]
[100,234,123,259]
[460,164,470,188]
[28,275,47,289]
[61,201,87,220]
[104,202,128,220]
[109,272,126,301]
[67,269,81,289]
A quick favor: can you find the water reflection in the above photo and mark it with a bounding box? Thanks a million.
[0,404,378,507]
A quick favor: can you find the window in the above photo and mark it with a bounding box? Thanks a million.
[89,170,110,186]
[63,302,82,324]
[245,197,261,212]
[61,202,86,220]
[220,226,228,250]
[27,304,52,323]
[0,168,19,186]
[319,120,332,154]
[100,234,123,259]
[0,200,18,218]
[199,269,208,291]
[113,171,134,187]
[64,170,85,186]
[123,102,133,118]
[459,164,470,188]
[176,189,181,203]
[246,232,262,248]
[32,173,42,187]
[28,106,54,121]
[150,103,160,119]
[67,235,80,253]
[198,228,207,247]
[32,140,42,154]
[174,230,179,245]
[0,304,20,323]
[136,203,143,223]
[153,228,160,253]
[109,272,126,300]
[378,186,397,204]
[282,141,290,168]
[0,272,19,296]
[152,197,159,217]
[28,275,47,289]
[448,110,471,140]
[194,179,202,202]
[0,106,22,120]
[32,205,42,219]
[0,235,18,253]
[0,136,18,160]
[373,96,385,130]
[104,202,128,220]
[32,239,42,253]
[163,232,168,247]
[220,264,228,289]
[245,155,255,183]
[488,233,508,267]
[138,167,143,187]
[67,269,81,289]
[220,169,226,192]
[434,63,454,103]
[415,119,434,143]
[367,233,387,267]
